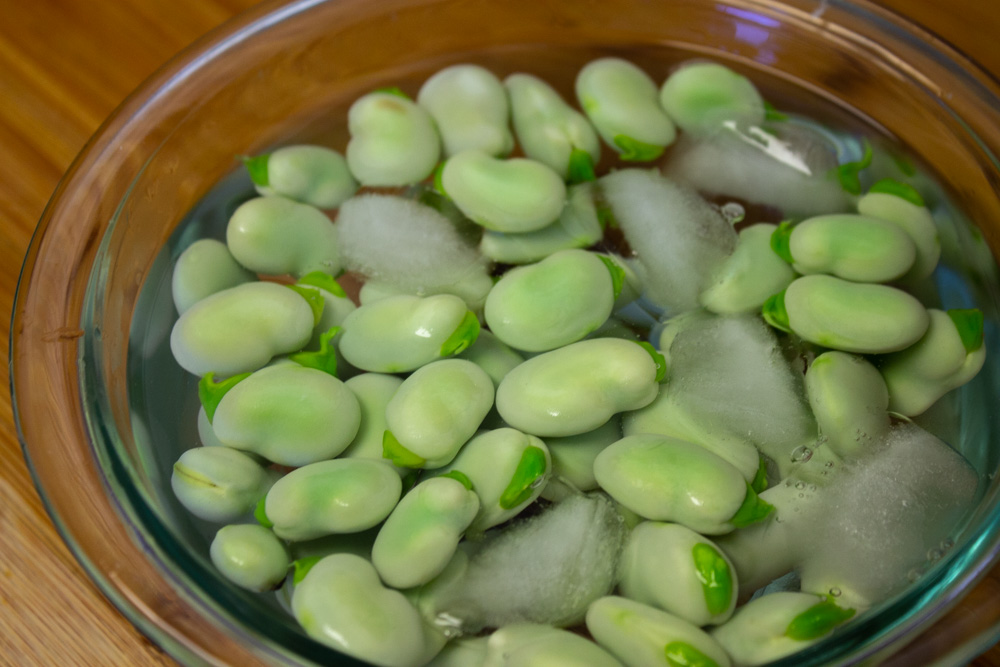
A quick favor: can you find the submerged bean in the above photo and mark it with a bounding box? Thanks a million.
[210,524,289,592]
[505,73,602,179]
[541,417,622,502]
[485,249,617,352]
[483,624,623,667]
[805,351,890,459]
[340,373,407,473]
[171,446,278,523]
[857,190,940,282]
[576,58,676,160]
[384,359,495,468]
[659,61,765,134]
[417,64,514,157]
[700,223,796,315]
[496,338,663,437]
[226,196,341,277]
[426,637,489,667]
[346,91,441,186]
[457,329,525,389]
[264,459,402,541]
[170,281,315,376]
[172,239,255,314]
[441,150,567,233]
[247,144,357,209]
[766,275,929,354]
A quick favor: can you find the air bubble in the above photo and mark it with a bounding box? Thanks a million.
[790,446,813,463]
[829,587,842,597]
[795,482,806,490]
[720,202,745,224]
[941,539,954,550]
[907,569,922,583]
[927,548,943,562]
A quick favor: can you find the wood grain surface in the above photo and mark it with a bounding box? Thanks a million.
[1,1,998,665]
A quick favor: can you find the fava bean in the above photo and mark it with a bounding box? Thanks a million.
[441,150,567,233]
[700,223,796,315]
[805,351,890,459]
[659,61,765,134]
[576,58,676,161]
[346,91,441,186]
[210,524,289,592]
[426,637,489,667]
[383,359,494,468]
[457,329,525,389]
[765,275,929,354]
[171,446,278,523]
[483,624,623,667]
[505,73,602,179]
[170,281,315,376]
[418,64,514,157]
[340,373,407,474]
[857,190,940,282]
[496,338,663,437]
[226,196,341,277]
[264,459,402,541]
[485,249,618,352]
[540,417,622,502]
[246,144,357,209]
[295,272,356,348]
[197,406,226,448]
[172,239,255,314]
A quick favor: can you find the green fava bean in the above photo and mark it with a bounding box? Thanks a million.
[505,73,602,179]
[426,637,489,667]
[340,373,407,474]
[417,64,514,157]
[226,196,341,277]
[857,190,940,282]
[479,182,604,265]
[586,596,732,667]
[211,364,361,466]
[346,91,441,186]
[384,359,495,469]
[659,61,765,135]
[265,459,402,541]
[458,329,525,389]
[700,224,795,315]
[778,214,917,283]
[805,351,890,459]
[880,308,987,416]
[339,294,480,373]
[170,281,315,377]
[441,150,567,233]
[372,476,480,589]
[197,406,226,447]
[172,239,255,314]
[768,275,929,354]
[541,417,622,502]
[711,592,854,665]
[576,58,677,160]
[171,446,278,523]
[496,338,662,437]
[483,623,623,667]
[293,554,445,667]
[210,524,290,592]
[594,434,772,535]
[485,249,616,352]
[441,428,551,532]
[247,144,358,209]
[618,522,737,627]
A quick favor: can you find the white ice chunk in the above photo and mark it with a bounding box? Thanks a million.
[601,169,736,313]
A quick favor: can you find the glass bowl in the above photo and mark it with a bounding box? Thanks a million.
[11,0,1000,664]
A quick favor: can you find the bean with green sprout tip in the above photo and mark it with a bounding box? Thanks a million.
[505,73,602,179]
[479,182,603,265]
[210,364,360,466]
[540,417,622,502]
[264,459,402,541]
[417,64,514,157]
[439,428,551,532]
[618,522,738,627]
[383,359,494,469]
[774,214,916,283]
[765,275,929,354]
[496,337,662,437]
[171,239,255,314]
[295,272,355,347]
[575,58,676,161]
[226,196,340,277]
[346,91,440,186]
[372,476,480,589]
[171,446,279,523]
[586,596,732,667]
[339,373,407,475]
[805,351,890,459]
[483,624,623,667]
[659,61,765,135]
[857,190,940,282]
[711,592,855,666]
[338,294,480,373]
[594,434,772,535]
[700,223,796,315]
[441,150,567,233]
[246,144,357,209]
[292,553,446,667]
[485,249,618,352]
[170,281,315,376]
[880,308,986,416]
[210,524,289,592]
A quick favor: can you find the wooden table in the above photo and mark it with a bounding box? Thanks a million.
[1,0,998,664]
